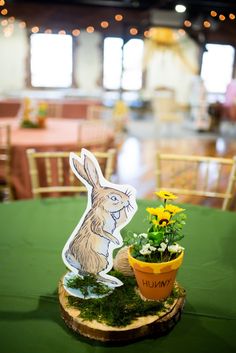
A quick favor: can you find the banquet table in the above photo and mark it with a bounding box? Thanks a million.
[0,118,114,199]
[0,197,235,353]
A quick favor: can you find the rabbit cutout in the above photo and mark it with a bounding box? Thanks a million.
[62,148,137,289]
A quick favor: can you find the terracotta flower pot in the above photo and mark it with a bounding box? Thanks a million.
[128,248,184,301]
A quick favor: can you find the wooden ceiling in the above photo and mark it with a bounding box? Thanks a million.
[6,0,236,45]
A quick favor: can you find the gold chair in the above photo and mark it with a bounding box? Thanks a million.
[27,148,116,199]
[86,104,127,135]
[0,124,12,201]
[156,153,236,210]
[86,105,112,121]
[77,119,113,151]
[152,87,183,123]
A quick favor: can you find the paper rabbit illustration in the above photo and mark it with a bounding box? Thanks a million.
[62,149,137,287]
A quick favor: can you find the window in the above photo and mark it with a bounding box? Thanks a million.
[103,37,123,90]
[30,33,73,88]
[201,44,235,94]
[103,37,144,90]
[122,39,144,90]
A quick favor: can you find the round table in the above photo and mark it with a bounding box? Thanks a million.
[0,118,114,199]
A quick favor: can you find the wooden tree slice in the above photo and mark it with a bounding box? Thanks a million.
[58,278,186,343]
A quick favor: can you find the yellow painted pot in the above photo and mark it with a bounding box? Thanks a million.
[128,248,184,301]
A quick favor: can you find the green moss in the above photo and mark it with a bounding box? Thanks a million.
[20,120,39,128]
[66,273,111,297]
[67,271,182,327]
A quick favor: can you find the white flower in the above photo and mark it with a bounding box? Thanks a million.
[140,246,151,255]
[158,242,167,252]
[133,233,138,238]
[168,243,184,253]
[139,233,148,238]
[140,243,156,255]
[178,245,185,253]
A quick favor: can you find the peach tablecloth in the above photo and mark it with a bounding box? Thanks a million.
[1,118,114,199]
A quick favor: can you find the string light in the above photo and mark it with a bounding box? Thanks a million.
[178,29,186,36]
[100,21,109,29]
[219,14,225,21]
[86,26,94,33]
[8,17,15,23]
[72,29,80,36]
[19,21,26,29]
[58,30,66,35]
[44,28,52,34]
[115,14,123,21]
[130,27,138,35]
[1,19,8,26]
[31,26,39,33]
[4,3,236,39]
[203,21,211,28]
[1,8,8,15]
[210,10,217,17]
[184,20,192,27]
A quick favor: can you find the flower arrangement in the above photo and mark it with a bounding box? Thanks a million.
[125,190,187,263]
[20,97,47,129]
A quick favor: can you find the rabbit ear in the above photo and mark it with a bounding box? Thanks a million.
[84,154,101,188]
[70,153,92,186]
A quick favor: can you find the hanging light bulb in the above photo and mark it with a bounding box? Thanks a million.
[210,10,217,17]
[203,21,211,28]
[175,4,186,13]
[31,26,39,33]
[184,20,192,27]
[86,26,94,33]
[100,21,109,29]
[115,14,123,21]
[130,27,138,35]
[72,29,80,36]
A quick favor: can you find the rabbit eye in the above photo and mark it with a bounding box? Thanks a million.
[111,196,118,201]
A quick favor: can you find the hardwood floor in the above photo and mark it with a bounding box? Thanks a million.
[115,118,236,210]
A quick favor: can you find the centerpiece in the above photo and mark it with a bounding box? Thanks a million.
[126,190,186,300]
[20,97,48,128]
[58,151,186,341]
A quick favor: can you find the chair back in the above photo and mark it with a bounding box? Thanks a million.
[152,87,182,123]
[156,153,236,210]
[77,119,113,151]
[27,149,116,199]
[0,124,12,200]
[86,105,112,121]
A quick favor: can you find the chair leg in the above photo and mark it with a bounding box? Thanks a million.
[0,185,13,202]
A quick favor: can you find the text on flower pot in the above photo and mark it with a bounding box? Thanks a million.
[141,279,171,288]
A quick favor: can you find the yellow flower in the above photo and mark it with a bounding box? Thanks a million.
[146,206,163,216]
[152,209,175,227]
[146,207,157,215]
[165,204,185,215]
[155,190,177,200]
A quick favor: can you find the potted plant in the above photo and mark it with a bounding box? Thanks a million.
[126,190,186,301]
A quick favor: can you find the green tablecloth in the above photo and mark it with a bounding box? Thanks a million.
[0,197,236,353]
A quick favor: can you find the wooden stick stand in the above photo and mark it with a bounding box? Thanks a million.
[58,279,186,343]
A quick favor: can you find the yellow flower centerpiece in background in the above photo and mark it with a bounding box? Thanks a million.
[126,190,187,300]
[20,97,48,129]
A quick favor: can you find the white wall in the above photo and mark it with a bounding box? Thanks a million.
[0,26,103,97]
[0,21,28,94]
[74,31,102,93]
[0,24,199,106]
